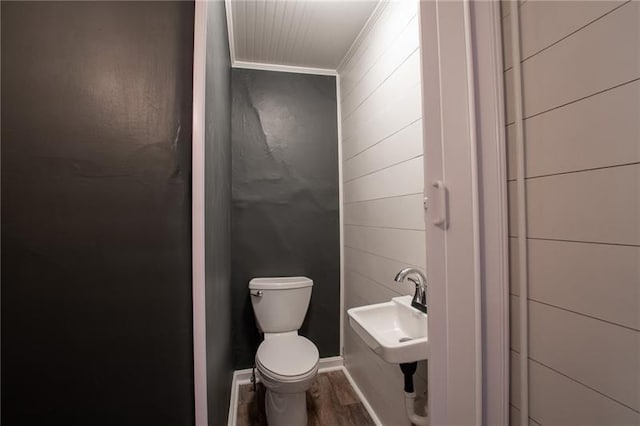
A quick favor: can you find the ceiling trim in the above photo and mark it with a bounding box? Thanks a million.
[232,60,337,76]
[224,0,379,77]
[224,0,236,64]
[336,0,388,73]
[224,0,337,76]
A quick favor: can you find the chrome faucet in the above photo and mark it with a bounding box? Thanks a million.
[394,267,427,313]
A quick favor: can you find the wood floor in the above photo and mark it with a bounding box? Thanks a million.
[236,370,375,426]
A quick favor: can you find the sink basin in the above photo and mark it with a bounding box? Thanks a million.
[347,295,428,363]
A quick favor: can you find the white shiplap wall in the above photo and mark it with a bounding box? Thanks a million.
[338,1,426,424]
[503,1,640,424]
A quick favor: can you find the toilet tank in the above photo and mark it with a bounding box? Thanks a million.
[249,276,313,333]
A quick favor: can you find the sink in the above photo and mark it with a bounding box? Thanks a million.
[347,295,428,363]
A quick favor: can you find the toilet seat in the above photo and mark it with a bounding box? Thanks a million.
[256,334,319,383]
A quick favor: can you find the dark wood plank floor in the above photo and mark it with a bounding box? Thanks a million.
[236,370,375,426]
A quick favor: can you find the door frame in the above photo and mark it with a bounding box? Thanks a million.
[192,1,209,425]
[419,1,509,424]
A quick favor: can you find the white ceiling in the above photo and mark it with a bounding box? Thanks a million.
[227,0,379,71]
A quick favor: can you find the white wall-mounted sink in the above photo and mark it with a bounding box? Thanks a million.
[347,295,428,364]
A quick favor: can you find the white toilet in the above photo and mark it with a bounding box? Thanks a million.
[249,276,319,426]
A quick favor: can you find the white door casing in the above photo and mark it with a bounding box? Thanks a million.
[420,1,509,424]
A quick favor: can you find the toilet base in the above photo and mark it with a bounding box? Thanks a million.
[265,388,307,426]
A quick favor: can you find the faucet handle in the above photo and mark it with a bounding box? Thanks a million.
[406,277,427,313]
[394,267,427,313]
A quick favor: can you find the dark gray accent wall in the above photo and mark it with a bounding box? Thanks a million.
[1,2,195,425]
[203,2,233,425]
[231,69,340,369]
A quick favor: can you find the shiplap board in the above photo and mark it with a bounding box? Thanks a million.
[511,351,640,425]
[340,4,425,424]
[511,298,640,411]
[345,269,400,308]
[510,238,640,330]
[343,269,413,411]
[502,1,626,70]
[529,358,640,425]
[344,330,412,425]
[344,246,420,297]
[343,156,423,203]
[508,164,640,245]
[344,273,371,314]
[343,193,425,231]
[344,224,426,268]
[344,320,428,415]
[529,300,640,411]
[505,1,640,121]
[525,164,640,245]
[341,15,419,118]
[339,3,390,91]
[343,119,423,182]
[343,83,422,160]
[505,0,640,422]
[506,80,640,180]
[340,1,416,95]
[342,49,421,141]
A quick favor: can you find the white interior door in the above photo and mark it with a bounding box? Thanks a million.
[420,1,509,424]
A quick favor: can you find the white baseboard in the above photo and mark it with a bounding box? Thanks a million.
[227,369,240,426]
[342,365,383,426]
[232,367,255,386]
[317,355,345,372]
[226,356,380,426]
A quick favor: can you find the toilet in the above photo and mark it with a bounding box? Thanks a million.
[249,276,319,426]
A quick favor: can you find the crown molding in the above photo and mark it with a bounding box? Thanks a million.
[232,60,337,76]
[336,0,389,73]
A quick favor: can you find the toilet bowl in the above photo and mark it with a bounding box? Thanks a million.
[249,277,318,426]
[256,333,319,425]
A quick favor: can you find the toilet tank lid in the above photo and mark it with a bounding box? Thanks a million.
[249,276,313,290]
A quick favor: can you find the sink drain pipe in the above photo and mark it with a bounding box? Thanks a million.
[400,362,428,425]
